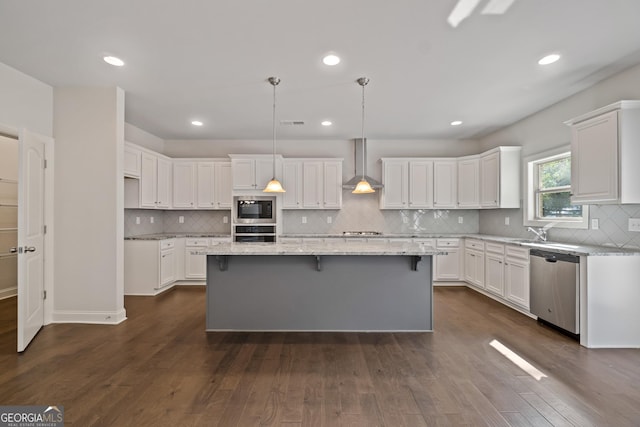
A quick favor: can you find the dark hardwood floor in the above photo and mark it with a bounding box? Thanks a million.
[1,287,639,426]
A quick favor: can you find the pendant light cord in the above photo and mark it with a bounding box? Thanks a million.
[272,81,277,179]
[361,81,366,180]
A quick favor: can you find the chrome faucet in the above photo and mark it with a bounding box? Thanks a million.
[527,226,548,242]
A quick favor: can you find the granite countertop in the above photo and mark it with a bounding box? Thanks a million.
[279,233,640,256]
[197,241,444,256]
[125,233,231,241]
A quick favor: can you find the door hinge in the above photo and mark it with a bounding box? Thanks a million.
[44,159,47,169]
[43,225,47,234]
[43,290,47,300]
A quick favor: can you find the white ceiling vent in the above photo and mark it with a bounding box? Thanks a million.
[280,120,305,126]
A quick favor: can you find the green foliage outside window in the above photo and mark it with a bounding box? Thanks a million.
[536,156,582,219]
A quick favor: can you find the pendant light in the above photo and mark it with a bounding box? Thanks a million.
[352,77,375,194]
[263,76,286,192]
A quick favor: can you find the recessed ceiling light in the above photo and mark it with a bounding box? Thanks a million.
[538,54,560,65]
[103,56,124,67]
[191,120,203,126]
[321,120,332,126]
[451,120,463,126]
[322,54,340,66]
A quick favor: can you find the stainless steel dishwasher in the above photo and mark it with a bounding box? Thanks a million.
[530,249,580,335]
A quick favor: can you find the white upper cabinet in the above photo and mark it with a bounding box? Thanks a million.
[282,159,342,209]
[380,159,409,209]
[124,143,141,178]
[409,160,433,209]
[197,161,232,209]
[173,161,197,209]
[140,151,172,209]
[457,156,480,208]
[480,146,521,209]
[282,160,303,209]
[565,101,640,204]
[230,155,281,190]
[433,159,457,209]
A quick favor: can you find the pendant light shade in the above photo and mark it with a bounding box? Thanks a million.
[263,76,285,193]
[352,77,375,194]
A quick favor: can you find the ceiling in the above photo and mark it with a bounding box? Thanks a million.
[2,0,640,142]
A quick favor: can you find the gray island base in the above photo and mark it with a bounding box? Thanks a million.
[203,242,441,332]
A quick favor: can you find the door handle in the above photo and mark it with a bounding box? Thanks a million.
[24,246,36,253]
[10,247,17,253]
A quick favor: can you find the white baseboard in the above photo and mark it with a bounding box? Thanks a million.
[0,287,17,300]
[433,281,466,287]
[51,308,127,324]
[176,281,205,286]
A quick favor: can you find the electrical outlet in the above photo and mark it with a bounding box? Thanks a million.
[150,217,154,224]
[505,216,510,226]
[223,216,228,224]
[179,216,184,224]
[327,216,332,224]
[403,216,409,224]
[458,216,463,224]
[135,217,140,225]
[591,218,599,230]
[629,218,640,232]
[302,216,307,224]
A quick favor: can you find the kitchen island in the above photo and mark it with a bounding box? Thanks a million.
[201,241,442,332]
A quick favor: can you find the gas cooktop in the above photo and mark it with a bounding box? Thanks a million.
[342,231,383,236]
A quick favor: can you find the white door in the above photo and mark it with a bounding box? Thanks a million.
[17,129,48,352]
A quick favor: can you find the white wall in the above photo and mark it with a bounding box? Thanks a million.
[53,87,126,323]
[125,122,164,152]
[0,62,53,137]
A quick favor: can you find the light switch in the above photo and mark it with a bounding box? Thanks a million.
[629,218,640,232]
[591,218,599,230]
[223,216,228,224]
[179,216,184,224]
[302,216,307,224]
[504,216,510,226]
[327,216,332,224]
[458,216,463,224]
[135,217,140,225]
[150,217,154,224]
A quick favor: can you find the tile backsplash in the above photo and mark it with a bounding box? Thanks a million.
[124,209,231,237]
[479,204,640,249]
[283,192,479,235]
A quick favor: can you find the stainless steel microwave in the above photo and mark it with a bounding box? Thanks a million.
[234,196,276,224]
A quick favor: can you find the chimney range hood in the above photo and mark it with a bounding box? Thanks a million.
[342,138,383,190]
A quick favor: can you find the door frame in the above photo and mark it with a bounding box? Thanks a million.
[0,123,55,328]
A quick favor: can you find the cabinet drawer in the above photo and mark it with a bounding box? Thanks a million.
[160,239,175,250]
[210,237,231,244]
[465,239,485,251]
[505,245,529,261]
[485,242,504,254]
[185,238,209,247]
[413,238,435,247]
[436,238,459,248]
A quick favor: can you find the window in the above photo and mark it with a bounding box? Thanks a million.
[524,146,588,229]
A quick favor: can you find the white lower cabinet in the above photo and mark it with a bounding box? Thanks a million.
[504,246,530,309]
[125,239,177,295]
[185,237,231,280]
[464,239,484,288]
[484,243,505,296]
[434,238,463,281]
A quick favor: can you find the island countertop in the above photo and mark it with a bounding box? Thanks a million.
[197,241,445,256]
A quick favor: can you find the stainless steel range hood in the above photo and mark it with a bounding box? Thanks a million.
[342,138,383,190]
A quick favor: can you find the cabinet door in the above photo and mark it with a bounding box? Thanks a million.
[197,162,215,208]
[464,250,484,288]
[160,249,175,286]
[505,260,529,309]
[303,161,323,208]
[480,152,500,207]
[434,249,461,281]
[323,161,342,209]
[214,162,232,209]
[256,158,276,190]
[381,160,408,209]
[282,161,303,209]
[570,111,619,203]
[433,160,457,208]
[140,152,158,208]
[485,254,505,296]
[458,157,480,208]
[232,159,256,189]
[173,162,196,208]
[156,157,172,209]
[409,160,433,208]
[185,251,206,279]
[124,144,141,178]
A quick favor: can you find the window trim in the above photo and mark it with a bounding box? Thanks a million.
[523,145,589,229]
